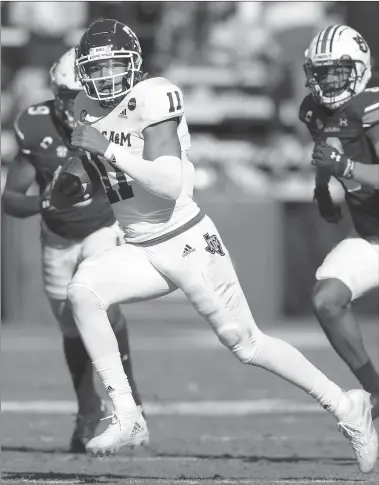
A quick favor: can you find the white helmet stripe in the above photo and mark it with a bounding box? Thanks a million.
[316,25,333,54]
[315,28,325,54]
[322,25,341,54]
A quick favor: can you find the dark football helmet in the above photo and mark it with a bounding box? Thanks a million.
[50,47,83,129]
[75,19,143,108]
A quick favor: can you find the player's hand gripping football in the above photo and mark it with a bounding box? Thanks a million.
[71,124,110,157]
[311,141,350,178]
[50,164,89,210]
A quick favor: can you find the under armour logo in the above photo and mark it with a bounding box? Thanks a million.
[330,151,341,162]
[204,233,225,256]
[339,118,348,127]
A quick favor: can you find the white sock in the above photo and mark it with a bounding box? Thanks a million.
[92,353,138,415]
[254,335,352,421]
[68,286,138,415]
[308,372,352,422]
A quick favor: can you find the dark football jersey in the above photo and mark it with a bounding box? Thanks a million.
[299,88,379,237]
[14,100,115,239]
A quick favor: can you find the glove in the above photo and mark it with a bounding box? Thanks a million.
[311,141,354,178]
[50,172,86,210]
[314,186,342,224]
[39,166,79,212]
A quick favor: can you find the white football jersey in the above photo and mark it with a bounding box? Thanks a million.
[74,77,200,243]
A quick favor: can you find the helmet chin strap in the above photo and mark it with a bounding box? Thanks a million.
[96,71,144,108]
[99,96,124,109]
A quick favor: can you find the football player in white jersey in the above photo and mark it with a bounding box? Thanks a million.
[3,48,143,453]
[52,19,378,472]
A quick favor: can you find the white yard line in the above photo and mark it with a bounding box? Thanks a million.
[2,330,330,352]
[2,479,372,485]
[2,399,324,415]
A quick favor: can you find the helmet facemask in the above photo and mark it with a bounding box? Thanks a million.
[75,48,143,108]
[304,55,370,109]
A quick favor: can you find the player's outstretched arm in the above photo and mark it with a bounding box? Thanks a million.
[350,163,379,189]
[3,154,45,217]
[111,118,183,199]
[352,123,379,189]
[72,119,183,200]
[116,118,182,199]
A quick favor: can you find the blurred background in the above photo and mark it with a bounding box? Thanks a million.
[2,1,379,325]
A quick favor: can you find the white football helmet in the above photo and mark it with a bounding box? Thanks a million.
[50,48,83,129]
[304,25,371,109]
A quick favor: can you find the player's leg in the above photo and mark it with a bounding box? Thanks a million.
[42,241,104,452]
[81,223,143,407]
[105,304,142,407]
[148,215,378,473]
[48,299,101,411]
[312,233,379,417]
[67,243,177,455]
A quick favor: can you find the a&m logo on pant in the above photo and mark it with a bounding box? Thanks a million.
[203,233,225,256]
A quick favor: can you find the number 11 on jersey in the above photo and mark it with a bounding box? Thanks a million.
[86,152,134,204]
[167,91,182,113]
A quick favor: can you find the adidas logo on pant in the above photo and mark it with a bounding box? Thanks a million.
[182,244,196,257]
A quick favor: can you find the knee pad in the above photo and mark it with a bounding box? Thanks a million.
[217,324,263,364]
[67,284,105,311]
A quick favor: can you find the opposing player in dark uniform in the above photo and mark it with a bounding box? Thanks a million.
[2,48,143,452]
[299,25,379,418]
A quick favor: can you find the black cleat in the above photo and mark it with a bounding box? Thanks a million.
[69,400,109,453]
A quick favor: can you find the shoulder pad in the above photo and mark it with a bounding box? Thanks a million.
[352,88,379,128]
[136,77,185,132]
[14,101,53,153]
[298,94,317,124]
